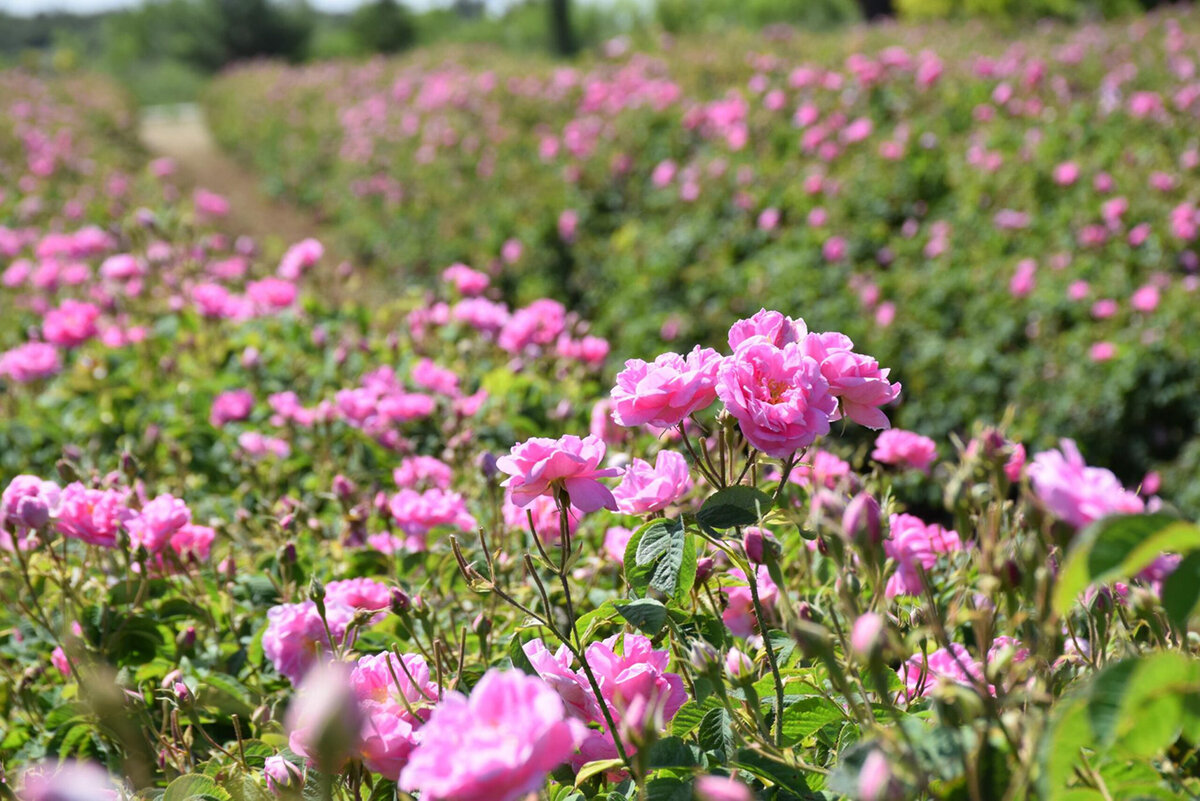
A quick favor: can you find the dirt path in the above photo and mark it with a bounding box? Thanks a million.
[139,104,328,251]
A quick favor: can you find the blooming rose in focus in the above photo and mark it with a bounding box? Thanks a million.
[398,669,584,801]
[1028,439,1144,529]
[716,341,837,458]
[611,346,722,429]
[613,450,693,515]
[497,434,620,512]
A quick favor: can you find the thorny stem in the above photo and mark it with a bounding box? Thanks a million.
[742,546,786,747]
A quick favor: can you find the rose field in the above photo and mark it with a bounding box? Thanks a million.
[5,5,1200,801]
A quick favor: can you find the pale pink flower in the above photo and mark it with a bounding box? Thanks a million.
[897,643,987,700]
[193,188,230,218]
[696,776,753,801]
[411,358,459,397]
[247,278,297,311]
[278,238,323,280]
[351,652,439,779]
[17,761,120,801]
[721,566,778,637]
[1131,284,1160,312]
[56,484,131,547]
[728,309,806,350]
[263,602,354,685]
[716,341,837,458]
[2,475,60,531]
[504,493,581,545]
[1089,342,1116,362]
[442,263,490,296]
[1028,439,1144,529]
[42,300,99,348]
[398,669,585,801]
[1009,259,1036,298]
[871,429,937,473]
[603,525,635,561]
[884,514,963,597]
[210,389,254,427]
[790,449,851,489]
[610,346,722,428]
[393,456,453,490]
[127,494,191,554]
[388,489,477,550]
[802,332,901,429]
[497,434,620,512]
[613,450,693,515]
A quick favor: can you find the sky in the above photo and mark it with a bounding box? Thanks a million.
[2,0,375,14]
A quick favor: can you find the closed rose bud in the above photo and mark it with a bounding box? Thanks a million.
[850,612,884,658]
[389,587,410,616]
[796,601,813,622]
[695,775,753,801]
[174,682,191,703]
[472,613,492,638]
[218,556,236,580]
[263,755,303,795]
[277,541,296,565]
[743,526,766,563]
[176,626,196,651]
[858,749,895,801]
[694,557,714,584]
[843,493,881,545]
[725,647,754,679]
[477,452,499,479]
[285,662,364,772]
[687,640,719,672]
[331,475,355,502]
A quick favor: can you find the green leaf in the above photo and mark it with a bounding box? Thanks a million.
[615,598,668,636]
[646,736,699,768]
[644,778,691,801]
[671,697,722,737]
[732,749,811,796]
[780,697,843,745]
[697,707,734,757]
[163,774,230,801]
[1160,551,1200,631]
[697,486,775,534]
[574,759,624,787]
[107,615,166,666]
[625,518,691,600]
[1053,515,1198,614]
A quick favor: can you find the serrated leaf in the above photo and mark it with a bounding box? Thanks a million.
[671,697,722,737]
[163,774,230,801]
[697,707,734,757]
[780,697,843,745]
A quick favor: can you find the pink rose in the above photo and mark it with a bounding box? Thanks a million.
[883,513,963,598]
[610,346,722,428]
[1028,439,1144,529]
[716,341,837,458]
[871,429,937,473]
[398,670,585,801]
[497,435,620,512]
[613,450,693,515]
